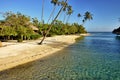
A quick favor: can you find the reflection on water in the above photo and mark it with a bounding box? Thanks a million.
[0,32,120,80]
[116,36,120,40]
[75,36,85,42]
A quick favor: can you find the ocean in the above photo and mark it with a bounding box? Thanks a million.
[0,32,120,80]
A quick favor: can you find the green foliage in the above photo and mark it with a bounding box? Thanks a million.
[37,20,87,36]
[83,11,93,23]
[0,12,41,41]
[78,25,87,33]
[68,25,78,34]
[30,34,41,40]
[4,12,31,27]
[0,26,17,36]
[0,11,89,42]
[32,17,40,27]
[17,39,23,42]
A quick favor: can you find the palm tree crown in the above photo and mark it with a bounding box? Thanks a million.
[77,13,81,18]
[67,6,73,15]
[84,11,93,21]
[66,5,73,23]
[51,0,59,6]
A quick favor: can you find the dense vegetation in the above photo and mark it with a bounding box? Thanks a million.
[0,0,93,43]
[0,12,40,42]
[0,12,87,42]
[112,27,120,35]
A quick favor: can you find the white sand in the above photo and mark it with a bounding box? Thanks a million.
[0,34,88,71]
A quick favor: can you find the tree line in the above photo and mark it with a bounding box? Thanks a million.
[39,0,93,44]
[0,0,93,44]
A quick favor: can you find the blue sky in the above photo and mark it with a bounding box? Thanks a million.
[0,0,120,32]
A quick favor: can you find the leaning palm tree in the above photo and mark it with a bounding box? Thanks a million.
[66,5,73,23]
[60,0,68,23]
[41,0,45,24]
[39,0,68,44]
[83,11,93,24]
[77,13,81,24]
[47,0,59,23]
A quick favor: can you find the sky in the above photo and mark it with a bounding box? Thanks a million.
[0,0,120,32]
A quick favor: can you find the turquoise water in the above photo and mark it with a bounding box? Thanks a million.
[0,32,120,80]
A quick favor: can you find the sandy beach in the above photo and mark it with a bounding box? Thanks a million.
[0,34,88,71]
[0,35,80,71]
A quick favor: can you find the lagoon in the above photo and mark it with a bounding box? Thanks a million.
[0,32,120,80]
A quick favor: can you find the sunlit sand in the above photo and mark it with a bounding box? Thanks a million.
[0,35,88,71]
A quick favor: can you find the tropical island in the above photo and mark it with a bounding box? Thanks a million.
[0,0,120,80]
[0,0,92,71]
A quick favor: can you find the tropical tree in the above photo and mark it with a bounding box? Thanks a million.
[66,5,73,23]
[32,17,39,27]
[0,12,38,41]
[47,0,59,23]
[41,0,45,24]
[68,25,77,34]
[77,13,81,24]
[60,0,68,23]
[83,11,93,24]
[39,0,68,44]
[3,12,31,27]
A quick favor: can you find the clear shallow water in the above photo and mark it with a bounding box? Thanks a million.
[0,32,120,80]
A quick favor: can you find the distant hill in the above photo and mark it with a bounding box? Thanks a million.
[112,27,120,35]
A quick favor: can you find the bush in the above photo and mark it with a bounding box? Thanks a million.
[30,34,41,40]
[17,39,23,42]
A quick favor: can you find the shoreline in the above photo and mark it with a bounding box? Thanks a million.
[0,34,88,71]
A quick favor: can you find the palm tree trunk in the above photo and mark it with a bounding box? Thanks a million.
[8,35,10,40]
[39,0,68,44]
[66,15,70,24]
[77,18,79,24]
[41,0,44,23]
[63,12,66,23]
[58,11,63,20]
[47,6,56,23]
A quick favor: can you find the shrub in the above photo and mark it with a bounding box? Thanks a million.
[17,39,23,42]
[30,34,41,40]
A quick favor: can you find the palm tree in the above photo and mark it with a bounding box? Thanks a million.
[41,0,45,24]
[61,1,68,23]
[83,11,93,24]
[77,13,81,24]
[39,0,68,44]
[66,5,73,23]
[47,0,59,23]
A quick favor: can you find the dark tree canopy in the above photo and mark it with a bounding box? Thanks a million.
[112,27,120,35]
